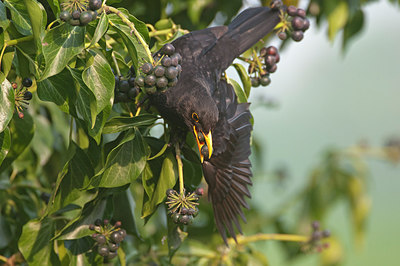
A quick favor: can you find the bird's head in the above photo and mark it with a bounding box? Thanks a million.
[180,90,219,163]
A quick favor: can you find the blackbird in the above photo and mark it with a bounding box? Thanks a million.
[150,6,281,243]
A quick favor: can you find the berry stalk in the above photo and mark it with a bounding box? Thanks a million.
[104,5,154,65]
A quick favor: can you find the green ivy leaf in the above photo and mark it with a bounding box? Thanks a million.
[343,9,364,51]
[40,23,85,80]
[112,189,140,237]
[0,77,15,133]
[0,127,11,165]
[0,1,10,29]
[167,218,188,258]
[47,143,96,215]
[69,68,97,127]
[64,238,95,265]
[24,0,47,51]
[328,1,349,41]
[0,112,35,173]
[142,151,178,219]
[109,10,149,71]
[82,49,115,124]
[88,12,109,48]
[227,77,247,103]
[3,0,32,35]
[90,129,148,188]
[103,114,158,134]
[44,0,60,17]
[19,218,60,266]
[37,68,76,114]
[232,63,251,98]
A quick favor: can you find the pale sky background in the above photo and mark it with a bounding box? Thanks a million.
[226,1,400,265]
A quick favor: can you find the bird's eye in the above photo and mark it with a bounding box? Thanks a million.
[192,112,199,122]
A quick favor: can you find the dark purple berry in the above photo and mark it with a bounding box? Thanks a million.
[297,8,307,18]
[195,187,204,196]
[95,234,106,245]
[161,57,172,67]
[172,213,180,224]
[72,10,81,20]
[114,75,119,87]
[251,77,260,87]
[259,47,268,57]
[107,251,118,259]
[135,76,145,87]
[260,75,271,86]
[89,224,95,230]
[201,145,209,157]
[144,86,156,94]
[118,229,127,239]
[94,219,102,226]
[144,75,156,86]
[292,30,304,42]
[181,207,189,215]
[176,64,182,74]
[269,64,277,73]
[110,231,123,244]
[287,5,297,16]
[322,230,331,238]
[154,65,165,77]
[168,77,178,87]
[141,63,153,74]
[265,55,276,67]
[114,221,122,228]
[97,246,109,257]
[23,91,32,100]
[108,242,119,252]
[156,77,168,89]
[88,10,97,21]
[162,43,175,55]
[270,0,283,10]
[311,221,320,230]
[292,17,305,31]
[166,189,174,196]
[115,92,128,103]
[275,53,280,63]
[303,18,310,31]
[130,65,136,75]
[128,87,139,99]
[165,66,178,79]
[59,11,71,22]
[278,31,287,40]
[312,231,322,241]
[179,214,191,225]
[170,54,180,66]
[266,46,278,56]
[79,11,93,26]
[89,0,102,11]
[128,77,136,87]
[119,80,129,92]
[69,19,80,26]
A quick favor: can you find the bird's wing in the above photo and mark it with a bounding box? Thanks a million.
[202,6,281,73]
[202,79,253,244]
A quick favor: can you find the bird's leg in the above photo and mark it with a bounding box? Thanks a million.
[174,143,185,195]
[135,95,149,116]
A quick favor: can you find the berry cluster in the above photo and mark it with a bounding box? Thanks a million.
[59,0,102,26]
[136,43,182,95]
[248,46,280,87]
[113,66,140,104]
[13,77,33,119]
[302,221,331,253]
[277,5,310,42]
[89,219,126,260]
[166,188,204,225]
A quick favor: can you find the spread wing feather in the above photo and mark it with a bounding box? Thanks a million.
[202,80,253,244]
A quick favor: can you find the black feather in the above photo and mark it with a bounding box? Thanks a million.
[149,7,282,244]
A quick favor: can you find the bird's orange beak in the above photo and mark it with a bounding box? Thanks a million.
[193,126,213,163]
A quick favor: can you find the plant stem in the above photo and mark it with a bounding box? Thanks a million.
[235,233,309,245]
[252,49,265,76]
[0,255,7,263]
[104,5,154,64]
[175,143,184,194]
[0,35,33,70]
